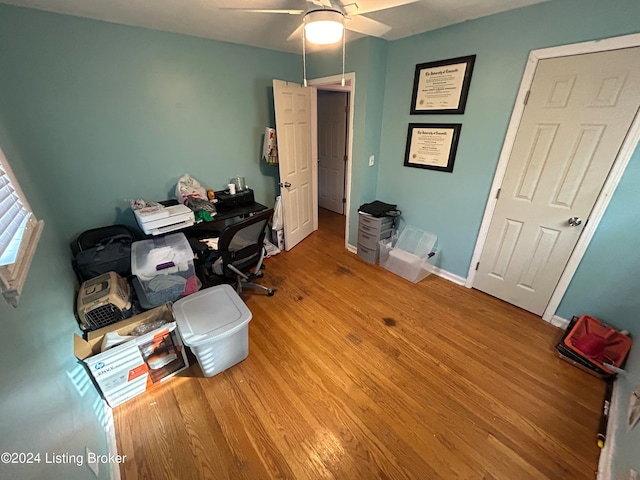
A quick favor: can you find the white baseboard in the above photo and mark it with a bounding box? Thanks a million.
[430,266,466,286]
[104,401,121,480]
[546,315,570,329]
[346,243,357,254]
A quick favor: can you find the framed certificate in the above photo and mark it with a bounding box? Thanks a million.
[410,55,476,114]
[403,123,462,172]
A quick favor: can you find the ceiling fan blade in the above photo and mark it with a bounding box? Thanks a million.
[286,23,305,42]
[345,14,391,37]
[342,0,420,16]
[220,8,304,15]
[307,0,335,8]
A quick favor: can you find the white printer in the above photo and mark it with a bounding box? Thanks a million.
[134,204,195,236]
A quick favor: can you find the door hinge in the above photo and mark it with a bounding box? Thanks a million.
[475,262,480,271]
[345,105,350,113]
[524,90,530,105]
[342,198,346,204]
[496,188,501,199]
[344,155,348,162]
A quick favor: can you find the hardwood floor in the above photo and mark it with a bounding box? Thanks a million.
[114,209,605,479]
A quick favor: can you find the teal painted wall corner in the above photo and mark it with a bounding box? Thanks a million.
[0,4,300,241]
[375,0,640,333]
[0,126,111,480]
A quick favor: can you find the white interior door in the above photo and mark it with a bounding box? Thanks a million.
[318,92,348,214]
[273,79,317,251]
[474,47,640,315]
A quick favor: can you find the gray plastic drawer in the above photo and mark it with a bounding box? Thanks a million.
[358,213,393,230]
[358,227,394,249]
[357,242,378,264]
[358,220,393,236]
[358,229,378,249]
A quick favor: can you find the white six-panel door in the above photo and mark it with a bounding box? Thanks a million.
[474,47,640,315]
[273,79,317,250]
[318,92,348,214]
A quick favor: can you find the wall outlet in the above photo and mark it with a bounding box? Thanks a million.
[85,447,99,477]
[368,155,375,166]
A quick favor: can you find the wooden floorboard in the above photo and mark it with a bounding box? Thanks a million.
[114,208,605,479]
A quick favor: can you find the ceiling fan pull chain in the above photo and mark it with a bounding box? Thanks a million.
[341,28,346,87]
[303,28,308,87]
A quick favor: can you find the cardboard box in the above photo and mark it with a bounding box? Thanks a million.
[74,304,189,407]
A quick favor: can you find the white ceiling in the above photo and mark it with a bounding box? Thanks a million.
[0,0,551,54]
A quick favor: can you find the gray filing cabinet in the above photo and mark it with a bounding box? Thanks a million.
[357,213,394,264]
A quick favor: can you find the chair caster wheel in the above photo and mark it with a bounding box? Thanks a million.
[267,289,275,296]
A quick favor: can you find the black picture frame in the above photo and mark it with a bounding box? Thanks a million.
[410,55,476,114]
[403,123,462,173]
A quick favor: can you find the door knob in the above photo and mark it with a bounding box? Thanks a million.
[567,216,582,227]
[279,182,291,188]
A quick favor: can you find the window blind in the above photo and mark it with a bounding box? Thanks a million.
[0,148,44,307]
[0,168,31,266]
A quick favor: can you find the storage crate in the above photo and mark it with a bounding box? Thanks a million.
[379,227,439,283]
[380,241,439,283]
[563,315,632,375]
[173,285,252,377]
[131,232,199,308]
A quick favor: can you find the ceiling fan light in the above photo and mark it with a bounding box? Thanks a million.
[304,10,344,45]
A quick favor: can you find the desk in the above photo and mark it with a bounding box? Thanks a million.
[214,201,269,222]
[186,201,268,237]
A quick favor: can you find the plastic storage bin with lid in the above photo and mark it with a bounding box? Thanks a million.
[379,226,439,283]
[131,232,199,309]
[173,284,252,377]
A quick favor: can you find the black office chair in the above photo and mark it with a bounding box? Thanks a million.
[198,208,275,296]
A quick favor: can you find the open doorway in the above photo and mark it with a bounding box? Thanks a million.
[310,73,355,246]
[317,90,348,216]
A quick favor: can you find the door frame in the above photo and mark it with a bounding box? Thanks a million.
[466,33,640,325]
[309,72,356,250]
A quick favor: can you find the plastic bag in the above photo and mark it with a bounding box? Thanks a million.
[272,195,284,231]
[175,174,207,205]
[100,332,135,352]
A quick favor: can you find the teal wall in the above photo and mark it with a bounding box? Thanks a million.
[0,127,111,478]
[0,4,297,479]
[375,0,640,331]
[1,1,639,476]
[0,5,300,240]
[555,149,640,333]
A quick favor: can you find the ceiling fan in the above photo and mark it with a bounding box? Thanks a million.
[223,0,421,44]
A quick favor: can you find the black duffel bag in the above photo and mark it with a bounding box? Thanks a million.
[72,225,136,282]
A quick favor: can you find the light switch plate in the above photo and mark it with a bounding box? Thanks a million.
[368,155,375,166]
[85,447,99,477]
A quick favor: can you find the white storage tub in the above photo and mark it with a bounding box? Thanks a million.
[173,284,252,377]
[379,226,439,283]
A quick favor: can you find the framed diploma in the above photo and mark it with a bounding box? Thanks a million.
[403,123,461,172]
[410,55,476,114]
